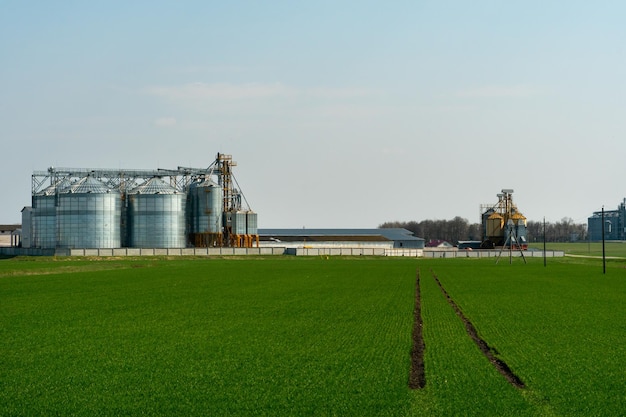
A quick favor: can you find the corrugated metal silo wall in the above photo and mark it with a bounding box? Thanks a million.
[232,212,247,235]
[57,192,122,248]
[187,182,223,234]
[246,212,258,235]
[32,195,57,248]
[128,193,186,248]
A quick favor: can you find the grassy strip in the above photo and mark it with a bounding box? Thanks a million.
[528,241,626,257]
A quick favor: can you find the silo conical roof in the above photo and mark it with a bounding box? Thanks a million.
[62,176,111,194]
[129,177,179,194]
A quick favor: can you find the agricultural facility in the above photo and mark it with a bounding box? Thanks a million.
[19,153,258,251]
[480,189,528,249]
[4,181,567,258]
[259,228,425,254]
[588,198,626,241]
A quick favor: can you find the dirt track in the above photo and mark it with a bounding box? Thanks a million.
[430,270,525,389]
[409,270,426,389]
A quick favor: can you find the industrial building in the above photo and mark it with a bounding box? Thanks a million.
[480,189,528,249]
[588,199,626,241]
[20,154,258,251]
[259,228,425,248]
[0,225,21,247]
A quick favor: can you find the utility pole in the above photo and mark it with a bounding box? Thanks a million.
[602,206,606,274]
[543,217,547,267]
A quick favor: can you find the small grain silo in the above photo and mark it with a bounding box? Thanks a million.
[127,177,186,248]
[485,211,504,243]
[510,212,527,246]
[187,178,223,247]
[56,176,121,248]
[232,211,247,235]
[229,211,247,247]
[246,211,259,247]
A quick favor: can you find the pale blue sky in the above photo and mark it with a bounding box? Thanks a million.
[1,1,625,227]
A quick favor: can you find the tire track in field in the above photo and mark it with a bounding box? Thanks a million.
[409,269,426,389]
[430,270,525,389]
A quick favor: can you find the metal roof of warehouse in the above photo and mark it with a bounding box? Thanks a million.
[258,228,424,242]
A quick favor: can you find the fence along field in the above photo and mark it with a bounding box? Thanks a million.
[0,256,624,416]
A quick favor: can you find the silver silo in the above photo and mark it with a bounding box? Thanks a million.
[127,177,186,248]
[232,211,247,235]
[187,178,223,246]
[246,211,258,235]
[31,181,65,248]
[188,179,223,233]
[56,176,121,248]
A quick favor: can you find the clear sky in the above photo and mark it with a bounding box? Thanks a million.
[1,1,624,228]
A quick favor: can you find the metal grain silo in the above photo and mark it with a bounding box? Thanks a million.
[232,211,247,235]
[486,212,504,240]
[56,176,121,248]
[246,211,259,248]
[511,212,528,247]
[127,177,186,248]
[31,180,66,248]
[187,178,223,246]
[246,211,258,235]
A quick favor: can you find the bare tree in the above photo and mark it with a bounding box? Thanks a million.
[382,217,587,243]
[380,217,480,244]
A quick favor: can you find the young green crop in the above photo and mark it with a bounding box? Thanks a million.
[412,266,535,416]
[1,256,624,416]
[427,258,626,416]
[1,257,418,416]
[527,241,626,258]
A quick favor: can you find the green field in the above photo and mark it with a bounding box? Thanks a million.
[1,256,624,416]
[528,241,626,258]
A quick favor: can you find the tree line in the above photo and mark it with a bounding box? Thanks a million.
[380,217,587,244]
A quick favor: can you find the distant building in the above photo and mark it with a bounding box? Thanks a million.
[0,224,21,247]
[588,199,626,241]
[425,239,454,248]
[259,228,425,249]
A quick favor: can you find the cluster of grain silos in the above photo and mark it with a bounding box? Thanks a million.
[25,156,258,250]
[227,210,259,247]
[480,189,528,249]
[186,177,259,248]
[587,199,626,241]
[30,175,127,249]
